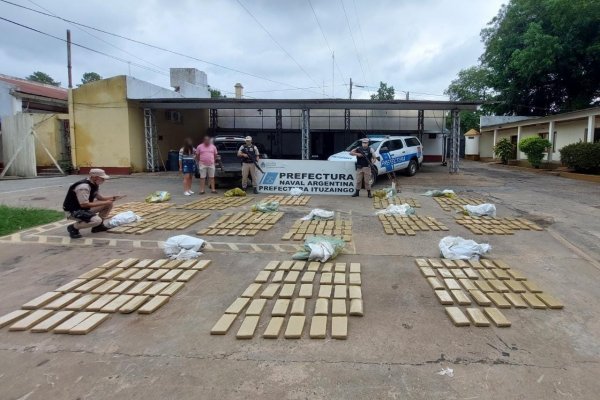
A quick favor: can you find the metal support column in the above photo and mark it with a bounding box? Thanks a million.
[417,110,424,143]
[275,108,282,157]
[449,109,460,174]
[144,108,158,172]
[209,109,218,135]
[301,108,311,160]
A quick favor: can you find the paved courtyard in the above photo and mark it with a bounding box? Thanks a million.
[0,161,599,399]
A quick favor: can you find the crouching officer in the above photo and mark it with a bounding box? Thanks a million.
[62,168,124,238]
[350,138,376,198]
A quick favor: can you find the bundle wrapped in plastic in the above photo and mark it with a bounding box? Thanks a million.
[373,185,398,199]
[252,201,280,213]
[462,203,497,217]
[289,187,304,196]
[439,236,491,260]
[106,211,141,228]
[162,235,206,260]
[224,187,247,197]
[301,208,335,221]
[292,235,346,262]
[145,191,171,203]
[375,204,415,216]
[422,189,456,198]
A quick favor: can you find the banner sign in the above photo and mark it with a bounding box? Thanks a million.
[257,159,356,195]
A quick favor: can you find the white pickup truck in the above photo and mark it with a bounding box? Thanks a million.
[328,135,423,184]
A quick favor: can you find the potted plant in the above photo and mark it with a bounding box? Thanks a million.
[493,138,514,165]
[519,137,552,168]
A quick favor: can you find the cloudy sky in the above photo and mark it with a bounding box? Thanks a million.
[0,0,504,99]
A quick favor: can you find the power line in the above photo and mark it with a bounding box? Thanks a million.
[235,0,323,91]
[0,16,170,77]
[26,0,166,74]
[246,83,347,94]
[351,0,373,87]
[339,0,367,85]
[307,0,348,94]
[0,0,327,97]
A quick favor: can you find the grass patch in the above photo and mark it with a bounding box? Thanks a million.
[0,205,64,236]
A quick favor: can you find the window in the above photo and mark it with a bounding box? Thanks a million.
[388,139,404,151]
[405,137,421,147]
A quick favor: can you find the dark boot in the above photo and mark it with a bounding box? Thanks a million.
[91,223,109,233]
[253,187,258,194]
[351,190,360,197]
[67,224,82,239]
[367,190,372,198]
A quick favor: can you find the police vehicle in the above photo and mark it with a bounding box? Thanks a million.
[327,135,423,184]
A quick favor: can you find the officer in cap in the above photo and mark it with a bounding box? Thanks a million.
[350,138,376,198]
[237,136,261,194]
[62,168,125,238]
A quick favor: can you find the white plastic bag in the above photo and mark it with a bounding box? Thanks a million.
[289,187,304,196]
[422,189,455,197]
[301,208,335,221]
[307,241,335,262]
[162,235,206,260]
[439,236,491,260]
[375,204,415,216]
[463,203,496,217]
[106,211,141,228]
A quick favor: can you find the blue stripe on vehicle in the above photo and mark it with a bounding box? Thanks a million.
[380,152,418,172]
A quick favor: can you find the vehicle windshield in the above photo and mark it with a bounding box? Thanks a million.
[345,140,381,152]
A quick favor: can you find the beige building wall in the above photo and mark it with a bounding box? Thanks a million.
[550,119,587,160]
[155,109,209,161]
[479,131,494,158]
[33,113,69,167]
[71,76,132,173]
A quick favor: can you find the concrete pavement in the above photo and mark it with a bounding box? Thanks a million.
[0,161,598,399]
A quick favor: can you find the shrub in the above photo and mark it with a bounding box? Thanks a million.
[519,137,552,168]
[560,142,600,173]
[493,138,514,164]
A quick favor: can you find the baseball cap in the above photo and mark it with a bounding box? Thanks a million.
[361,138,369,143]
[90,168,110,179]
[244,136,252,141]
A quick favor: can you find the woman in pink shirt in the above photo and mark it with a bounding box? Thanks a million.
[196,136,219,194]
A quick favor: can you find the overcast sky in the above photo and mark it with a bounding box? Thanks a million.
[0,0,504,99]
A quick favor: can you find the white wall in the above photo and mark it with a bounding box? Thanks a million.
[479,132,494,158]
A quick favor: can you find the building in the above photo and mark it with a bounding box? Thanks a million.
[0,74,69,174]
[479,107,600,166]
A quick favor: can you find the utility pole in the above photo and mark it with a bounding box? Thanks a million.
[406,91,409,100]
[349,78,353,99]
[66,29,72,88]
[332,51,335,98]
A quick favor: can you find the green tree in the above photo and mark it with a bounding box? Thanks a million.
[26,71,60,86]
[79,72,102,86]
[444,66,495,132]
[370,81,395,100]
[481,0,600,115]
[208,86,226,99]
[519,136,552,168]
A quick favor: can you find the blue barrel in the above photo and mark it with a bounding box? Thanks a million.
[168,150,179,171]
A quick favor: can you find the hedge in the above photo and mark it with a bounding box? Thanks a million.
[559,142,600,173]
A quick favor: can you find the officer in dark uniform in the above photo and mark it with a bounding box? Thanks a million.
[350,138,376,198]
[62,168,124,238]
[237,136,260,194]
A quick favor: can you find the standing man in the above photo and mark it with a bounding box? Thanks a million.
[237,136,260,194]
[62,168,124,238]
[350,138,376,198]
[196,135,219,194]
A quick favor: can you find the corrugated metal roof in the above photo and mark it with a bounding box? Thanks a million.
[0,74,68,101]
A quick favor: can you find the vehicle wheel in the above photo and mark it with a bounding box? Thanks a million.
[369,165,378,187]
[405,159,417,176]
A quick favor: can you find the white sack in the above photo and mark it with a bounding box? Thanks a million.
[106,211,141,228]
[439,236,491,260]
[463,203,497,217]
[422,189,455,197]
[163,235,206,260]
[289,187,304,196]
[375,204,415,216]
[307,241,335,262]
[301,208,335,221]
